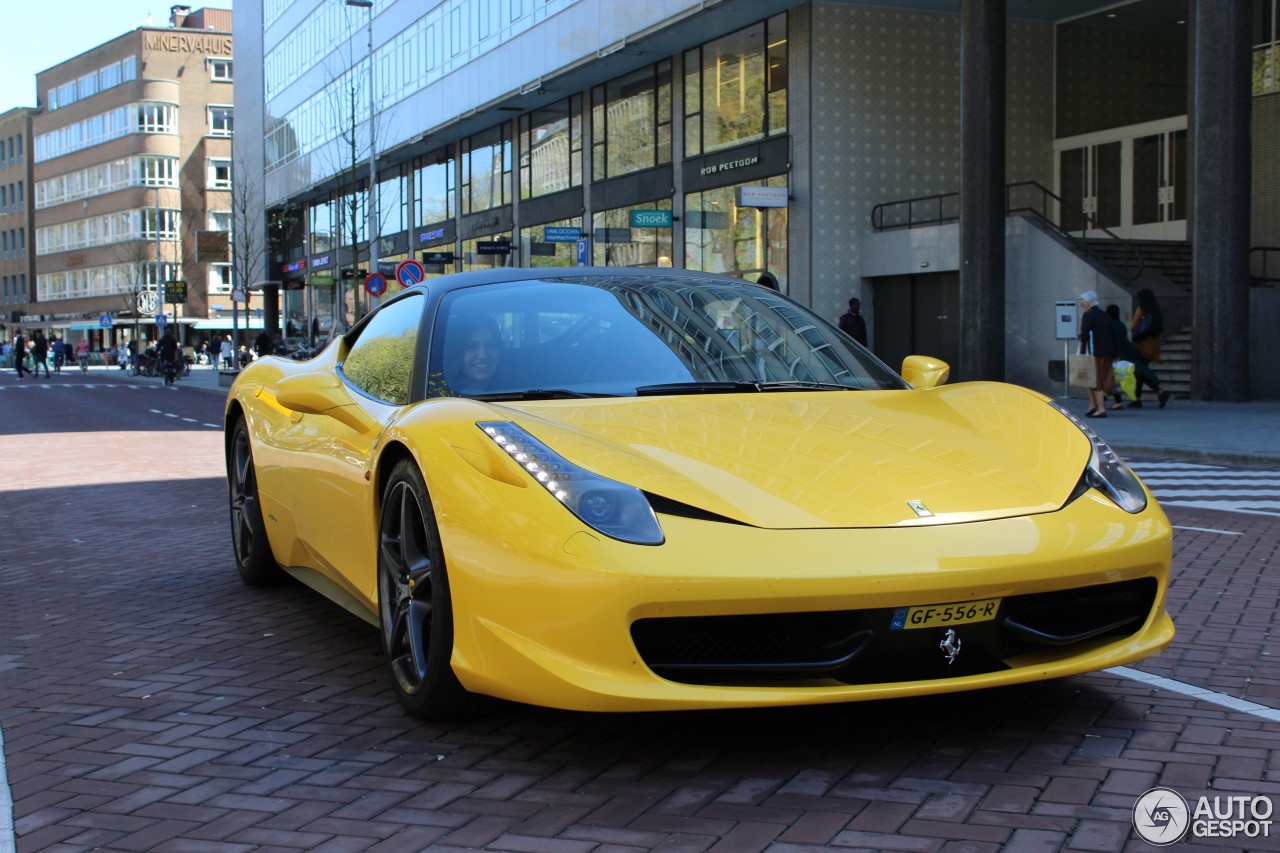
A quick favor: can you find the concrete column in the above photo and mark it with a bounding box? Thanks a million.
[1191,0,1251,401]
[959,0,1006,382]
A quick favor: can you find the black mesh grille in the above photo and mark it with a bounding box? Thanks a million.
[644,492,745,525]
[630,578,1159,687]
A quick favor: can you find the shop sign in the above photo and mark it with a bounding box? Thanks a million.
[736,186,789,208]
[630,210,672,228]
[476,241,512,256]
[419,227,445,242]
[312,254,333,268]
[422,251,455,265]
[530,242,557,257]
[544,226,581,242]
[594,227,633,244]
[700,154,759,177]
[309,274,335,286]
[283,259,307,274]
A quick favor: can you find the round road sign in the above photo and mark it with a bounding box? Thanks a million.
[395,259,426,287]
[365,273,388,296]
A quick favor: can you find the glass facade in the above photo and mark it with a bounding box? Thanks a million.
[462,233,514,271]
[414,149,455,227]
[685,175,788,287]
[684,15,787,157]
[462,124,511,214]
[519,96,582,199]
[519,218,583,268]
[592,61,672,181]
[592,199,673,267]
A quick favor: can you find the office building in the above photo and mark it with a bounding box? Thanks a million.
[236,0,1280,398]
[0,108,36,339]
[29,5,238,348]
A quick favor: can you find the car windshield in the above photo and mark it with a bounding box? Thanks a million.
[426,274,906,399]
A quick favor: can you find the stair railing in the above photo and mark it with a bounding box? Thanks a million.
[870,181,1146,281]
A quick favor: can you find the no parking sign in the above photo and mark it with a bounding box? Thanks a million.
[395,260,426,288]
[364,273,388,297]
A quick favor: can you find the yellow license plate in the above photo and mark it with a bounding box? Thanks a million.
[890,597,1002,630]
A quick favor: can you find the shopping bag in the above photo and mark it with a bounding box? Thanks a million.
[1068,353,1095,388]
[1113,360,1137,401]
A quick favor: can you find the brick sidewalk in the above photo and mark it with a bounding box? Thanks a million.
[1,394,1277,852]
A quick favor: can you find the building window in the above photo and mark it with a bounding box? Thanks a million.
[461,124,511,215]
[378,170,407,236]
[519,95,583,200]
[209,263,232,294]
[311,197,335,255]
[592,60,672,182]
[208,158,232,190]
[209,59,234,81]
[414,149,455,226]
[685,175,789,287]
[209,106,234,137]
[208,210,232,231]
[591,199,673,268]
[519,217,583,268]
[684,15,787,157]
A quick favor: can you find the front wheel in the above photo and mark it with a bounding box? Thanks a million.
[378,459,478,719]
[227,418,284,585]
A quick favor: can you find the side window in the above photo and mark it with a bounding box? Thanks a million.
[342,294,423,405]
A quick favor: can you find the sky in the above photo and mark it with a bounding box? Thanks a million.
[0,0,234,115]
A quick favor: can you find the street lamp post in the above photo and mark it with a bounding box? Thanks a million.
[346,0,378,313]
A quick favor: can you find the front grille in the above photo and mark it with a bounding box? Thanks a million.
[630,578,1158,686]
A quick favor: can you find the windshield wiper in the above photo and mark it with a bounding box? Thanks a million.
[473,388,615,401]
[635,381,762,396]
[635,380,852,396]
[756,381,852,392]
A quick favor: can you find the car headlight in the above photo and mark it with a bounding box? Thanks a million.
[1048,401,1147,513]
[478,421,665,545]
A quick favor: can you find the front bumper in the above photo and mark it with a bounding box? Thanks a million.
[442,489,1173,712]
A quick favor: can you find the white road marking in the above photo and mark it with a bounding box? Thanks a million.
[1109,666,1280,722]
[1172,525,1243,536]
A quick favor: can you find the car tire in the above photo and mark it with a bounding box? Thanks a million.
[378,459,479,719]
[228,418,285,586]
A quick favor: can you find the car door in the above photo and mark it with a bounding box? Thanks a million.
[288,292,425,603]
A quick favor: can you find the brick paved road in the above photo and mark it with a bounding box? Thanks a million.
[1,375,1277,852]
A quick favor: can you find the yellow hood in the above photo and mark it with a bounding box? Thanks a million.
[496,383,1093,529]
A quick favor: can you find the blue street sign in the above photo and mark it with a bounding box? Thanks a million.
[156,313,167,326]
[98,314,113,327]
[365,273,388,296]
[576,237,590,267]
[395,260,426,287]
[544,226,581,242]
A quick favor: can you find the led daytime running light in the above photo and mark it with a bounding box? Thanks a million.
[478,421,664,544]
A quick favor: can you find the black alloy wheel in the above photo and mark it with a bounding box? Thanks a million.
[378,459,477,719]
[228,419,284,585]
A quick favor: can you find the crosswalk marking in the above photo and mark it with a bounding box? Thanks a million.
[1130,460,1280,518]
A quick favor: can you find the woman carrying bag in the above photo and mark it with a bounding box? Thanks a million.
[1129,288,1171,409]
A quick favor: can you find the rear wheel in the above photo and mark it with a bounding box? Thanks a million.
[378,459,477,719]
[228,418,284,585]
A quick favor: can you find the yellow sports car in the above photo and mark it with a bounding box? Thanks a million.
[225,268,1172,719]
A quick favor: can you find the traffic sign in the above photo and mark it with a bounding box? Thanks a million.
[395,259,426,287]
[166,280,188,303]
[98,314,113,327]
[156,313,168,326]
[364,272,388,296]
[576,237,590,267]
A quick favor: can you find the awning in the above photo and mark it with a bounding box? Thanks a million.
[193,319,265,330]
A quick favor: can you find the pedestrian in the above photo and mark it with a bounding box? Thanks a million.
[254,329,275,359]
[221,335,234,369]
[13,329,28,379]
[1130,288,1170,409]
[31,331,50,378]
[838,297,869,347]
[1077,291,1114,418]
[757,271,780,291]
[52,335,66,373]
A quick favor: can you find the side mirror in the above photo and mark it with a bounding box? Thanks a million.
[275,371,377,433]
[901,355,950,389]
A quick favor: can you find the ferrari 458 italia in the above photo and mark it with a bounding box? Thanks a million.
[225,268,1172,719]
